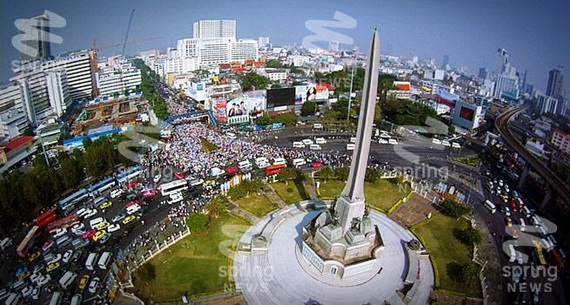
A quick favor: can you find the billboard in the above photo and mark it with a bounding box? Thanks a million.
[459,106,475,121]
[244,90,267,115]
[267,87,295,108]
[295,85,307,104]
[212,98,227,123]
[306,84,330,101]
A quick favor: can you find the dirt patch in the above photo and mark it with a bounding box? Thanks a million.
[390,193,436,227]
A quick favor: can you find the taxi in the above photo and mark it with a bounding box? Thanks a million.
[92,230,107,242]
[95,222,110,231]
[122,215,137,225]
[28,251,41,262]
[79,274,90,290]
[46,262,60,273]
[99,201,113,210]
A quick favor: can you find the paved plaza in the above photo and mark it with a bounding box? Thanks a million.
[233,205,434,305]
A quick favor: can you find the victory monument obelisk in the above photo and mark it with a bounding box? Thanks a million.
[301,29,384,278]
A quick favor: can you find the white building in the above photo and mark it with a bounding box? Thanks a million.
[97,61,142,97]
[45,70,70,116]
[176,37,258,69]
[258,36,270,47]
[258,68,288,82]
[494,74,519,99]
[535,93,559,115]
[42,50,95,101]
[551,129,570,155]
[0,84,28,141]
[193,20,236,39]
[434,69,445,80]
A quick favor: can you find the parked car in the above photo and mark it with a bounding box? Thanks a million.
[89,277,100,293]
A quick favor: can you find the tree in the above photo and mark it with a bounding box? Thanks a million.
[319,166,335,182]
[334,167,350,181]
[273,113,297,126]
[459,261,479,283]
[256,112,272,126]
[60,158,81,190]
[365,168,382,183]
[301,101,317,116]
[240,72,270,91]
[278,168,298,185]
[186,213,210,233]
[456,227,482,246]
[207,196,229,218]
[265,59,283,68]
[438,199,472,218]
[448,125,456,135]
[228,186,247,200]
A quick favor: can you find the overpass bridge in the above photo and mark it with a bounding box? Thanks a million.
[495,106,570,209]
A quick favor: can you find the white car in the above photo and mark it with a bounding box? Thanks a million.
[107,224,121,233]
[83,209,97,219]
[301,139,314,145]
[62,250,73,264]
[451,142,461,149]
[89,217,106,229]
[441,140,451,147]
[36,274,50,286]
[378,139,389,144]
[89,277,100,294]
[432,138,442,145]
[21,286,32,298]
[126,204,142,215]
[110,189,124,199]
[153,175,162,183]
[52,228,67,239]
[31,287,40,300]
[46,254,61,265]
[167,193,183,205]
[30,273,42,284]
[70,223,86,235]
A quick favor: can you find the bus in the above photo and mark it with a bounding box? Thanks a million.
[265,164,286,176]
[117,166,142,184]
[85,253,99,271]
[532,240,547,265]
[16,226,40,258]
[35,210,57,228]
[159,180,189,197]
[59,188,89,211]
[47,215,80,234]
[87,177,116,194]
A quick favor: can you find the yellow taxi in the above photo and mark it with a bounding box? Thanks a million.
[506,217,513,227]
[99,201,113,210]
[46,262,60,272]
[18,271,31,280]
[122,215,137,225]
[28,251,41,262]
[92,230,107,242]
[78,274,90,290]
[95,222,110,231]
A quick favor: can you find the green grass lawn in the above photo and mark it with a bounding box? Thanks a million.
[200,137,219,153]
[411,213,481,297]
[451,154,481,167]
[271,181,309,204]
[317,179,405,211]
[235,192,278,216]
[132,213,248,302]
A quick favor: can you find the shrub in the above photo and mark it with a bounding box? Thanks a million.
[186,213,210,233]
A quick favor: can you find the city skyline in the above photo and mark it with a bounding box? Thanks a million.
[1,0,569,94]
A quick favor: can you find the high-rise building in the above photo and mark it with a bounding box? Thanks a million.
[97,61,142,97]
[0,84,28,141]
[258,37,270,48]
[193,20,236,39]
[43,50,95,101]
[19,13,52,61]
[441,54,449,69]
[176,37,258,69]
[546,68,564,98]
[494,74,519,99]
[45,70,69,116]
[535,92,559,115]
[478,67,488,80]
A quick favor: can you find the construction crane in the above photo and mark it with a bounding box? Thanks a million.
[91,36,161,52]
[122,9,136,57]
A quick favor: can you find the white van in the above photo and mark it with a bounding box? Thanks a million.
[4,293,20,305]
[126,204,142,215]
[75,208,88,218]
[309,144,322,151]
[441,140,451,147]
[70,294,82,305]
[98,252,112,269]
[315,137,327,144]
[432,138,441,145]
[292,141,305,148]
[238,160,252,171]
[110,189,123,199]
[484,200,496,214]
[0,238,12,251]
[89,217,105,229]
[58,271,77,289]
[451,142,461,149]
[346,144,355,150]
[85,253,99,271]
[273,158,287,166]
[350,137,356,143]
[313,123,323,129]
[302,139,314,145]
[255,157,270,169]
[388,139,398,145]
[209,167,224,177]
[292,158,306,167]
[49,291,62,305]
[378,138,388,144]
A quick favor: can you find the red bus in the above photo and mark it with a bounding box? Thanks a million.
[46,215,80,234]
[265,164,286,176]
[35,210,57,228]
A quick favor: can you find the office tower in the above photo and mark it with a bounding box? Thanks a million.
[441,54,449,69]
[494,74,519,99]
[43,50,95,100]
[97,61,142,97]
[535,93,559,114]
[546,68,564,98]
[478,67,488,80]
[329,41,340,52]
[19,13,52,61]
[193,20,236,39]
[258,37,270,47]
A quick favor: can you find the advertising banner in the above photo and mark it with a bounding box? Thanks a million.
[212,98,227,123]
[295,85,307,104]
[306,84,330,101]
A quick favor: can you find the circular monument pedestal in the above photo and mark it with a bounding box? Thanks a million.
[233,205,434,305]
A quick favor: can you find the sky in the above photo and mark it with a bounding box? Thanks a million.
[1,0,569,94]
